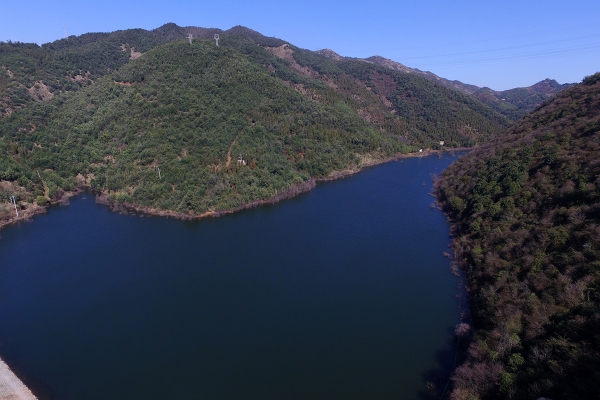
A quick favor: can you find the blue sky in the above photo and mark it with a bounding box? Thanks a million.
[2,0,599,90]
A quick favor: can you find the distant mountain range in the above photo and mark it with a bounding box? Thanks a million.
[316,50,575,121]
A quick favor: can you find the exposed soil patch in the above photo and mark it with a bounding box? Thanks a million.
[67,71,91,83]
[130,47,142,60]
[265,44,338,89]
[27,81,54,101]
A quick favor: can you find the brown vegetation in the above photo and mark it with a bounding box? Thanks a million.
[436,73,600,399]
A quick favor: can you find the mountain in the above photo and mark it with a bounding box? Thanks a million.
[362,55,575,121]
[435,73,600,399]
[472,78,575,121]
[317,51,574,121]
[362,55,482,94]
[0,24,510,224]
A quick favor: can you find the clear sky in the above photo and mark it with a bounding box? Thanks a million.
[2,0,599,91]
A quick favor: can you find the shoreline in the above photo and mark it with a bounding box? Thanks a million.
[0,359,37,400]
[94,148,469,220]
[0,148,470,230]
[0,147,470,398]
[0,188,83,231]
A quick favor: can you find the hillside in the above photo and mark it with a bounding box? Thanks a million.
[472,78,575,121]
[436,73,600,399]
[0,24,226,119]
[3,22,569,127]
[324,53,573,121]
[0,25,511,223]
[362,55,574,121]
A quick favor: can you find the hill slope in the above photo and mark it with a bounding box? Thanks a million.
[361,54,574,121]
[0,25,510,223]
[472,78,575,121]
[436,73,600,399]
[334,53,574,121]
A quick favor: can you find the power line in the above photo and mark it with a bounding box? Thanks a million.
[349,21,600,55]
[398,33,600,62]
[415,43,600,67]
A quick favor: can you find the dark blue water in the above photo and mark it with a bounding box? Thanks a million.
[0,154,462,399]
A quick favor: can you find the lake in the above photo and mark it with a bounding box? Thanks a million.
[0,153,464,399]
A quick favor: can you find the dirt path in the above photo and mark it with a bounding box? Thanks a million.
[37,171,49,198]
[225,129,245,167]
[225,136,237,167]
[0,359,37,400]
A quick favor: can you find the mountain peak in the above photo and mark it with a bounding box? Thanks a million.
[529,78,564,94]
[314,49,342,60]
[364,55,413,73]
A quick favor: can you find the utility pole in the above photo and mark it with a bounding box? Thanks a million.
[10,196,18,217]
[158,167,162,180]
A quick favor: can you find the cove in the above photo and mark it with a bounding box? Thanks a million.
[0,153,463,400]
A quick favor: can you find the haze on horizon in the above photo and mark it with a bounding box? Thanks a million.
[2,0,599,91]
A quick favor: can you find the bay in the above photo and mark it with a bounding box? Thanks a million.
[0,153,463,399]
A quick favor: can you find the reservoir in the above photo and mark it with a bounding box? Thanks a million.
[0,153,463,399]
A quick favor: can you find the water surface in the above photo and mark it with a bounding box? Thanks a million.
[0,153,462,399]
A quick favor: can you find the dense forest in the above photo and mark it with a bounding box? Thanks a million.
[0,24,510,222]
[436,73,600,399]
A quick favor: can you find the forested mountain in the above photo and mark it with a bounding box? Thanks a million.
[317,52,573,122]
[436,73,600,399]
[472,79,575,121]
[0,24,510,224]
[0,23,225,118]
[361,55,574,121]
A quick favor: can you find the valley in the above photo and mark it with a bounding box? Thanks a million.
[1,22,596,400]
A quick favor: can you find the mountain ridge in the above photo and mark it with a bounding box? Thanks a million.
[316,49,574,121]
[2,23,571,123]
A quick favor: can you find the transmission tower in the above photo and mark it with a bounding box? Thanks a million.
[214,34,220,47]
[187,33,193,45]
[10,196,18,217]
